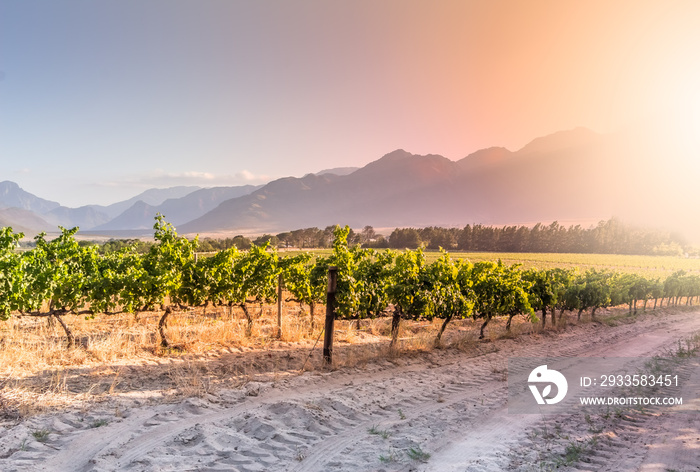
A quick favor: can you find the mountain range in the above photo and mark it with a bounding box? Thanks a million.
[2,127,697,241]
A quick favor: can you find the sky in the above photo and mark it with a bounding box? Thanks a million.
[2,0,700,207]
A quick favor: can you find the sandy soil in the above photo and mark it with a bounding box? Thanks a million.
[1,310,699,472]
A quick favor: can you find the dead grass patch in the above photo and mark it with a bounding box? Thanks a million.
[2,299,685,424]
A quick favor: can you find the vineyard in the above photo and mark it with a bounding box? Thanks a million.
[2,216,700,355]
[439,251,700,277]
[3,218,700,471]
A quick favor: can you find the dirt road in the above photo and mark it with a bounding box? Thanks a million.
[2,309,699,472]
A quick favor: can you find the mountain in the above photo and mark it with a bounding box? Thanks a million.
[177,128,652,235]
[454,128,612,224]
[92,185,262,231]
[42,205,112,230]
[0,183,206,233]
[456,147,512,173]
[0,207,52,235]
[179,174,344,234]
[179,149,469,233]
[0,181,60,214]
[4,126,697,241]
[315,167,359,176]
[95,186,202,219]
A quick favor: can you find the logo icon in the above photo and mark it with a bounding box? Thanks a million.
[528,365,568,405]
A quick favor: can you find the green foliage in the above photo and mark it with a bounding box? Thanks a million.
[312,226,362,319]
[141,215,199,308]
[387,227,423,249]
[471,261,534,323]
[385,247,431,319]
[406,445,431,462]
[577,269,613,314]
[98,238,153,254]
[560,273,584,313]
[424,251,474,321]
[23,227,96,313]
[280,252,325,312]
[197,235,251,252]
[456,218,688,255]
[663,270,700,306]
[354,248,394,320]
[231,243,280,307]
[523,268,557,318]
[200,246,241,305]
[0,227,24,320]
[178,254,210,307]
[4,217,698,352]
[83,248,122,314]
[609,273,637,309]
[276,226,338,248]
[550,268,575,312]
[254,234,279,247]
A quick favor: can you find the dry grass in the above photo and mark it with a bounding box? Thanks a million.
[0,301,388,420]
[0,304,579,380]
[168,359,215,398]
[0,299,656,424]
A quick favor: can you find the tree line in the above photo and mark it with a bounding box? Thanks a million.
[224,218,689,255]
[383,219,689,255]
[56,217,690,257]
[2,218,698,350]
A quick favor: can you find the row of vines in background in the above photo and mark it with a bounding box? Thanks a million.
[2,217,700,350]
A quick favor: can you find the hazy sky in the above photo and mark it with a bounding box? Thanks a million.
[2,0,700,207]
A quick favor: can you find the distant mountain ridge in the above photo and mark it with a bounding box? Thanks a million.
[0,207,52,235]
[0,181,265,236]
[315,166,359,176]
[0,181,60,214]
[3,126,697,242]
[95,186,203,219]
[179,126,696,239]
[93,185,262,231]
[179,128,613,234]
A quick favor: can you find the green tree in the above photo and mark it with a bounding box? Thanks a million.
[388,228,422,249]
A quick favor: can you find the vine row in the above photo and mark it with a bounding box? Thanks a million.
[1,217,699,349]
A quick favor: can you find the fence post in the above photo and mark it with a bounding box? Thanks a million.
[323,266,338,366]
[277,273,283,339]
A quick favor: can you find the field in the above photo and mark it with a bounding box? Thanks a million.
[446,252,700,277]
[1,251,699,471]
[280,249,700,277]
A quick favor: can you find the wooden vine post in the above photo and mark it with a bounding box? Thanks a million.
[323,266,338,366]
[158,306,172,348]
[277,273,283,339]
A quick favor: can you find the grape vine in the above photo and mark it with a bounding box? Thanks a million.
[2,219,699,350]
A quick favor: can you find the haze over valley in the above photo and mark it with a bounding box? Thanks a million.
[2,126,698,243]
